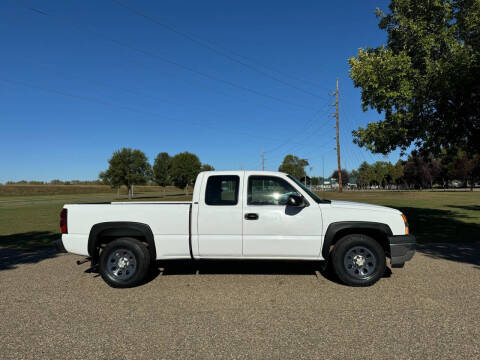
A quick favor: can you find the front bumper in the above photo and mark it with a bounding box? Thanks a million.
[388,234,416,268]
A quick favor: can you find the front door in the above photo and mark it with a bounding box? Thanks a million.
[242,175,322,258]
[197,174,243,257]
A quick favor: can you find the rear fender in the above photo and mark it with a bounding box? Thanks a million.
[88,222,156,264]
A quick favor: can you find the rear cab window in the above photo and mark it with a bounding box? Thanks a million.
[205,175,240,205]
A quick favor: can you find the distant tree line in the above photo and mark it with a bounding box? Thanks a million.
[4,180,104,185]
[350,151,480,190]
[277,151,479,191]
[99,148,214,198]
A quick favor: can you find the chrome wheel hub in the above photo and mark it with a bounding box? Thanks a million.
[344,246,376,280]
[353,254,365,267]
[118,257,129,268]
[107,248,137,280]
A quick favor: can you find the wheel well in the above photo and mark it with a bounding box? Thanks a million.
[88,222,156,265]
[97,229,147,247]
[331,228,390,257]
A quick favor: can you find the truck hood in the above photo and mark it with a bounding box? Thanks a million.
[329,200,401,214]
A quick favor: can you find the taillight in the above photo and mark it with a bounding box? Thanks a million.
[60,208,68,234]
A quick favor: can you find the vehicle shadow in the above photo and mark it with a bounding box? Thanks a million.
[156,259,321,276]
[417,243,480,269]
[145,259,393,286]
[397,206,480,243]
[0,231,60,271]
[391,206,480,268]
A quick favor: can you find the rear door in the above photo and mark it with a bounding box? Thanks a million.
[196,173,244,257]
[242,174,322,258]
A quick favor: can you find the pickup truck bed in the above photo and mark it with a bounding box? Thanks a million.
[63,202,193,259]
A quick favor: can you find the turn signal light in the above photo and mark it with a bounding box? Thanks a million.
[401,213,409,234]
[60,208,68,234]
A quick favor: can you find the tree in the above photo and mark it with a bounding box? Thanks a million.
[356,161,374,188]
[390,160,405,187]
[349,0,480,156]
[170,152,202,189]
[153,152,171,187]
[446,150,480,190]
[99,148,151,199]
[278,155,309,179]
[330,169,350,186]
[310,176,324,186]
[403,151,434,188]
[372,162,390,188]
[200,163,215,172]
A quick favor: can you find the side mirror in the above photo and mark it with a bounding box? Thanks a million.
[286,194,305,207]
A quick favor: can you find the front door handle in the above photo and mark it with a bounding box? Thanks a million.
[245,213,259,220]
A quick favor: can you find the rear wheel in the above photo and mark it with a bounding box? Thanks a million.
[331,234,386,287]
[99,238,150,288]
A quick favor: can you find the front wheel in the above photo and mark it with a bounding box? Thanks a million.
[331,234,386,287]
[99,237,151,288]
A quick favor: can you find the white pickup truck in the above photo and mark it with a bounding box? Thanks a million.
[57,171,415,287]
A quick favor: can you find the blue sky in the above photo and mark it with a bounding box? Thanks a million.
[0,0,399,183]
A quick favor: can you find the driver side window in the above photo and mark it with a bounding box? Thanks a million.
[247,176,300,205]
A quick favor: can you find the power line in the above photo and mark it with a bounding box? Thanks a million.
[8,54,310,127]
[109,0,330,96]
[264,99,332,154]
[0,77,310,146]
[21,4,317,111]
[280,114,336,156]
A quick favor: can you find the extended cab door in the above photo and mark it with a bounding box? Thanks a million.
[242,174,322,258]
[196,172,244,257]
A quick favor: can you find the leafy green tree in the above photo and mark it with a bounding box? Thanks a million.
[170,152,202,189]
[349,0,480,155]
[372,162,390,188]
[278,155,309,179]
[310,176,324,186]
[99,148,151,199]
[391,160,405,186]
[356,161,375,188]
[403,151,435,188]
[446,150,480,190]
[153,152,171,187]
[200,163,215,172]
[330,169,350,186]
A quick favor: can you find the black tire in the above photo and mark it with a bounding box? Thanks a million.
[331,234,386,287]
[99,237,151,288]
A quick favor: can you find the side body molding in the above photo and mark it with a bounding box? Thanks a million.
[322,221,393,260]
[88,222,157,263]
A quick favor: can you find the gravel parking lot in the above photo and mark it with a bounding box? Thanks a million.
[1,244,479,359]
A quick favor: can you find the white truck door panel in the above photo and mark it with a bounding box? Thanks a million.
[196,173,244,257]
[242,175,322,257]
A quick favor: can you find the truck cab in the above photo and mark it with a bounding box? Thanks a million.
[193,171,326,259]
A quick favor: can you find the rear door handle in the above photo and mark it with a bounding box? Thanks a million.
[245,213,259,220]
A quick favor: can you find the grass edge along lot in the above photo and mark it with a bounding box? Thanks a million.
[1,186,479,250]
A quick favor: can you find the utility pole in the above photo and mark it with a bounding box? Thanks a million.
[262,148,265,171]
[322,155,325,191]
[333,78,343,192]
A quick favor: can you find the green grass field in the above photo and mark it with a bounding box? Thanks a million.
[0,186,479,249]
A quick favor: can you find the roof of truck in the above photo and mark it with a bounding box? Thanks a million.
[199,170,288,177]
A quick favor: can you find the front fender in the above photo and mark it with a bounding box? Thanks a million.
[322,221,393,260]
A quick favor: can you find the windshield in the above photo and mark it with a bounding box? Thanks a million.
[287,175,330,204]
